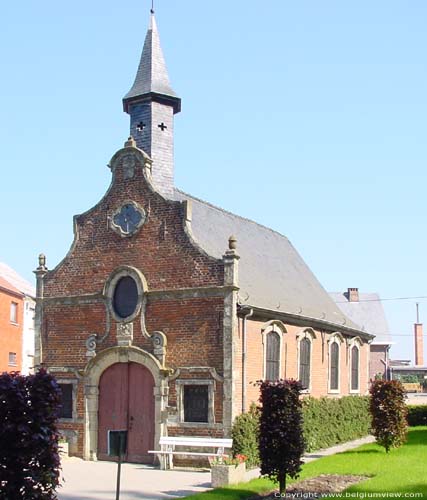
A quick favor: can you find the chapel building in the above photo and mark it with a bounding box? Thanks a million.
[36,11,373,462]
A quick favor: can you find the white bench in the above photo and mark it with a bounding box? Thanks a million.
[148,436,233,469]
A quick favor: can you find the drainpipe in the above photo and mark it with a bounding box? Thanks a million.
[239,305,253,414]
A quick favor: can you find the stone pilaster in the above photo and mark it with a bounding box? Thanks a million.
[33,254,48,367]
[222,236,240,434]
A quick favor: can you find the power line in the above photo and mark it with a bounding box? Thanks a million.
[334,295,427,304]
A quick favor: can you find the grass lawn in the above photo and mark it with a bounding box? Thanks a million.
[182,426,427,500]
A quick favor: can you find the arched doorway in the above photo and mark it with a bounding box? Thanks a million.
[97,362,155,463]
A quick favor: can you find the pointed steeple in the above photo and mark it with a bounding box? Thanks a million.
[123,12,181,113]
[123,11,180,198]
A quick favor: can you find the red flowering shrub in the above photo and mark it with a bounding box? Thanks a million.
[259,379,305,494]
[0,369,62,499]
[370,379,407,453]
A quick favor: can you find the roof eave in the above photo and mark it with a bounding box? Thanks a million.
[248,304,375,341]
[123,91,181,114]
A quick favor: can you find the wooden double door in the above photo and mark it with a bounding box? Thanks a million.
[98,362,155,463]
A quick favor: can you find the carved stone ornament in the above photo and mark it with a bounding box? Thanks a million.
[122,154,136,179]
[152,331,167,367]
[116,322,134,347]
[85,334,97,358]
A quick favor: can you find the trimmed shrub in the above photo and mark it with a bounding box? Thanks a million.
[0,369,62,499]
[407,405,427,426]
[259,380,305,494]
[303,396,370,452]
[370,379,407,453]
[231,403,260,468]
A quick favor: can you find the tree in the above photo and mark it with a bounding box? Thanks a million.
[0,369,62,499]
[369,379,407,453]
[259,379,305,494]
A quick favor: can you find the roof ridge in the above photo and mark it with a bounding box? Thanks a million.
[174,188,293,243]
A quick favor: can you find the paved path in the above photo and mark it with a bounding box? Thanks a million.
[58,459,211,500]
[58,435,376,499]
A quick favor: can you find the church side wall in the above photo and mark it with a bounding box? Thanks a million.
[240,318,370,410]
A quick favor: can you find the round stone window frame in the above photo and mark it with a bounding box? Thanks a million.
[104,266,147,323]
[110,200,147,238]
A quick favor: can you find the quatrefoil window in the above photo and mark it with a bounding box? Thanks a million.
[111,202,146,237]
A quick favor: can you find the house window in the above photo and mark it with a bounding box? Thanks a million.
[351,345,359,391]
[299,338,311,390]
[265,331,280,380]
[183,385,209,423]
[330,342,339,391]
[58,383,73,419]
[10,302,18,323]
[8,352,17,366]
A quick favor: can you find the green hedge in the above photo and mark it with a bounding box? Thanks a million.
[231,404,260,468]
[407,405,427,426]
[303,396,371,452]
[232,396,371,464]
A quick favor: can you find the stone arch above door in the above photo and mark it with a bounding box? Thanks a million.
[83,346,168,461]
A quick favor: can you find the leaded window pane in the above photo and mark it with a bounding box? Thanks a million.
[59,383,73,419]
[351,346,359,391]
[330,342,339,390]
[299,338,311,390]
[113,276,138,318]
[184,385,209,423]
[266,331,280,380]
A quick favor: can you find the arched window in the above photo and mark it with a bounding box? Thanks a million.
[299,337,311,390]
[265,331,280,380]
[351,345,359,391]
[330,342,339,391]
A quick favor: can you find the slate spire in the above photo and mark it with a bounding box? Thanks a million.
[123,11,181,197]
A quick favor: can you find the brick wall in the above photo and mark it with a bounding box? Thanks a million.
[369,345,388,381]
[239,317,371,411]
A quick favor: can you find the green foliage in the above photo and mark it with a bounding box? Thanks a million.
[302,396,371,452]
[231,396,371,466]
[0,369,62,499]
[370,379,408,453]
[259,379,305,494]
[407,405,427,426]
[231,404,260,468]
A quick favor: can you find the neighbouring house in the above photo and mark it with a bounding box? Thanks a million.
[0,263,36,374]
[36,11,373,462]
[330,288,393,381]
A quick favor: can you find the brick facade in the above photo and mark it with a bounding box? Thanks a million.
[0,281,24,373]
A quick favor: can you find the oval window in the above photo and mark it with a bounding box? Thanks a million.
[113,276,139,319]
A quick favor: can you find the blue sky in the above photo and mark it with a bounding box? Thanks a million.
[1,1,426,361]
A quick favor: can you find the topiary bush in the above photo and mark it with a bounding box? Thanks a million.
[303,396,370,452]
[0,369,62,499]
[231,403,260,468]
[259,379,305,494]
[370,379,407,453]
[407,405,427,426]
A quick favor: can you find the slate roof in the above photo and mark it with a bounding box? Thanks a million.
[0,262,35,297]
[123,13,179,104]
[329,291,392,344]
[173,189,366,334]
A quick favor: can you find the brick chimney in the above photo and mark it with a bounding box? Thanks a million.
[348,288,359,302]
[414,323,424,366]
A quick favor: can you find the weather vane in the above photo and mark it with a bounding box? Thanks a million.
[151,0,154,14]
